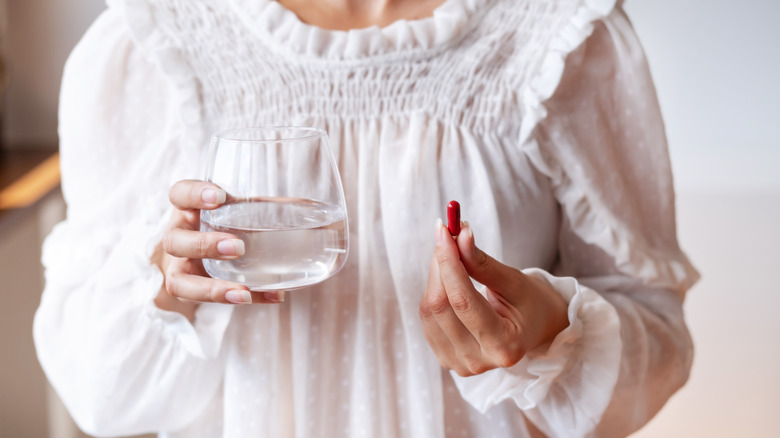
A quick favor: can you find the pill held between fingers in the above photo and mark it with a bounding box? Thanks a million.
[447,201,461,235]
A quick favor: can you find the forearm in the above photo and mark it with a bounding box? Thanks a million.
[526,275,692,437]
[592,286,693,436]
[448,270,692,437]
[35,221,233,435]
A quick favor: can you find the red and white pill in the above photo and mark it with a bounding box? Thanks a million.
[447,201,461,236]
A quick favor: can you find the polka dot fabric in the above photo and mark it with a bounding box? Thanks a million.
[34,0,698,437]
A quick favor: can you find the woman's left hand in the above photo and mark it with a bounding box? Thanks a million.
[419,221,570,377]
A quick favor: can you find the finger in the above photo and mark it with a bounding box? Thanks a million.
[420,257,464,372]
[420,257,450,348]
[163,228,245,259]
[168,208,201,231]
[456,222,526,292]
[419,304,459,372]
[422,321,474,375]
[433,220,505,344]
[165,266,284,304]
[169,179,227,210]
[421,256,482,363]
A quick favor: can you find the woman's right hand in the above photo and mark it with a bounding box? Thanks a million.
[153,180,284,316]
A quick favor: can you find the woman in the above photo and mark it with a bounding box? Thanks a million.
[35,0,699,436]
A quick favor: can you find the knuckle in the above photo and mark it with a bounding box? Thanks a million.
[453,365,474,378]
[182,210,200,224]
[168,183,178,204]
[189,182,202,205]
[161,231,175,254]
[167,209,184,227]
[418,300,432,319]
[476,250,489,267]
[482,259,504,281]
[466,360,491,375]
[491,344,525,368]
[476,252,508,280]
[435,248,455,266]
[196,233,211,258]
[447,290,471,314]
[208,283,223,303]
[459,352,487,375]
[164,274,181,298]
[434,355,452,371]
[425,291,451,316]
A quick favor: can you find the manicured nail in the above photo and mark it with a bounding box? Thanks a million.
[225,290,252,304]
[464,221,477,257]
[217,239,245,256]
[202,188,226,205]
[464,221,473,242]
[262,291,285,303]
[435,218,444,244]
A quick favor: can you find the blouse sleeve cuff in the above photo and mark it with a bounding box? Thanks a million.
[450,268,621,423]
[141,302,234,360]
[126,211,234,360]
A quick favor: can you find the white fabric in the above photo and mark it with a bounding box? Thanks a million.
[34,0,698,437]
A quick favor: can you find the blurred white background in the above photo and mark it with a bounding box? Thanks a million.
[627,0,780,193]
[626,1,780,437]
[1,0,778,437]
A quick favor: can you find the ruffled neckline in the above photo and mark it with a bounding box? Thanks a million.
[226,0,487,60]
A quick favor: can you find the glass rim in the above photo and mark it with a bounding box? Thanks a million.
[212,126,327,143]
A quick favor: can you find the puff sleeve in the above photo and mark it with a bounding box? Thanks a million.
[33,8,233,436]
[451,6,699,437]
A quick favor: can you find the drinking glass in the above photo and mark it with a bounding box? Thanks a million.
[200,127,349,291]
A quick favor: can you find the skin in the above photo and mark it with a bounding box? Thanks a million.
[153,0,571,374]
[277,0,447,30]
[153,180,284,322]
[421,221,569,376]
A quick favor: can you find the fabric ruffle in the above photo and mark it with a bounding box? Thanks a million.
[109,0,203,130]
[551,176,701,291]
[452,1,686,434]
[451,268,621,435]
[109,205,233,362]
[518,0,700,294]
[36,214,232,433]
[135,211,234,360]
[41,208,233,361]
[225,0,485,60]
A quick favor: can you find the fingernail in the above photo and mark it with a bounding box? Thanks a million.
[217,239,245,256]
[262,290,285,303]
[464,221,474,242]
[202,188,226,205]
[225,290,252,304]
[464,221,477,257]
[434,218,444,244]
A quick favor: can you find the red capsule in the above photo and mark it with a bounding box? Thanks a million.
[447,201,461,236]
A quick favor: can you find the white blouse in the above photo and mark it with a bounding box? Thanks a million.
[34,0,699,437]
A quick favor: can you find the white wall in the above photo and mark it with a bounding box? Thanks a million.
[625,0,780,193]
[625,1,780,436]
[2,0,105,147]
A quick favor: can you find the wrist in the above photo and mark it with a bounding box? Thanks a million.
[526,274,570,351]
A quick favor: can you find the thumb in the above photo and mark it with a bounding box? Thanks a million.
[456,222,524,292]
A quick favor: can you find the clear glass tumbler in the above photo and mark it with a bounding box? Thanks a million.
[200,127,349,291]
